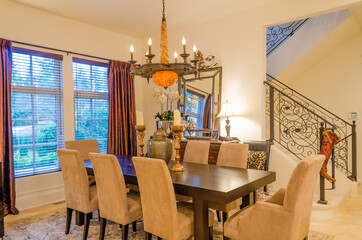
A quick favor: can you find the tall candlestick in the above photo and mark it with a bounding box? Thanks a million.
[171,125,185,172]
[130,45,134,61]
[193,45,197,59]
[182,37,186,54]
[174,109,181,125]
[136,125,146,157]
[136,111,144,125]
[148,38,152,55]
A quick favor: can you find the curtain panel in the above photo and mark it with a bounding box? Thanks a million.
[0,38,18,215]
[107,61,137,156]
[202,94,212,129]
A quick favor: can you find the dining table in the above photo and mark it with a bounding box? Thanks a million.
[83,155,276,240]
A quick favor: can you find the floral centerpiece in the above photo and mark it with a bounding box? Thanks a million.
[153,87,183,136]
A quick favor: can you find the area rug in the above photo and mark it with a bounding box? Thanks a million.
[4,209,333,240]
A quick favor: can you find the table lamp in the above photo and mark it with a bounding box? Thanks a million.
[217,100,237,141]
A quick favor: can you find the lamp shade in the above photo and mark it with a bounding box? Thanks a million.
[152,71,178,87]
[217,100,237,118]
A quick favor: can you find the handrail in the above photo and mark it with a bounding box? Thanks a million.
[265,82,336,129]
[266,74,352,127]
[265,75,357,185]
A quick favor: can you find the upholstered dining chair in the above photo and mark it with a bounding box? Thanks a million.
[65,139,100,186]
[56,149,99,240]
[183,140,210,164]
[89,153,143,240]
[65,139,100,160]
[132,157,215,240]
[209,143,248,239]
[224,154,325,240]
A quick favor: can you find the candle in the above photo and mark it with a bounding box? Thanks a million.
[130,45,134,61]
[148,38,152,54]
[182,37,186,54]
[145,51,149,63]
[174,109,181,125]
[174,51,178,63]
[136,111,144,126]
[193,45,197,59]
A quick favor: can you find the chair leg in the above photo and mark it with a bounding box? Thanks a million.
[157,237,162,240]
[121,224,129,240]
[82,212,92,240]
[253,191,257,204]
[100,217,107,240]
[145,232,152,240]
[65,208,72,234]
[222,212,228,240]
[217,210,221,222]
[132,221,137,232]
[209,226,213,240]
[98,210,101,221]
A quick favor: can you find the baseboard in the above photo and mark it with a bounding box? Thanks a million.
[16,184,65,211]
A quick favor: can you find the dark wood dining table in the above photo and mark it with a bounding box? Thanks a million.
[83,155,276,240]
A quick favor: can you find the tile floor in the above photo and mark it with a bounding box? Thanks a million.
[4,183,362,239]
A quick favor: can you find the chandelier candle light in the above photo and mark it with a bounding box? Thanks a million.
[217,100,238,141]
[136,111,146,157]
[128,0,199,88]
[171,109,185,172]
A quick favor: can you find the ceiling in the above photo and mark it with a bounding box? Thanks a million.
[9,0,278,38]
[350,4,362,27]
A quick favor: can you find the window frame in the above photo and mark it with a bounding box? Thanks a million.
[11,47,64,178]
[72,57,109,153]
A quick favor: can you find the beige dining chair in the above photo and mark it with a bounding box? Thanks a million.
[224,154,325,240]
[65,139,100,160]
[208,143,248,239]
[183,140,210,164]
[89,153,143,240]
[65,139,100,186]
[56,149,98,240]
[132,157,215,240]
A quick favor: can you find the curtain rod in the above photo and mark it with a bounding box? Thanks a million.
[12,40,111,62]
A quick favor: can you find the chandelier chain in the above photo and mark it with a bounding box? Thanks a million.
[162,0,165,19]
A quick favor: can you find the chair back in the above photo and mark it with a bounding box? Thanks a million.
[132,157,179,239]
[183,140,210,164]
[244,140,272,170]
[217,143,248,168]
[283,154,325,238]
[56,149,92,212]
[89,153,129,223]
[65,139,100,160]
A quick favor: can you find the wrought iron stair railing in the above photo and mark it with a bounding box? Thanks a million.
[265,74,357,184]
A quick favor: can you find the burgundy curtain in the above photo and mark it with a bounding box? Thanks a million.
[0,38,18,215]
[107,60,137,156]
[202,94,212,129]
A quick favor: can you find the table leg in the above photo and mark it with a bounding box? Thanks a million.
[193,198,209,240]
[240,194,250,209]
[75,211,84,226]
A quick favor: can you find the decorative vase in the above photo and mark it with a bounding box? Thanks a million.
[148,129,173,164]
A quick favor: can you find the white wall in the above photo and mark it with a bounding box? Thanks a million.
[141,0,362,143]
[286,30,362,181]
[0,0,144,210]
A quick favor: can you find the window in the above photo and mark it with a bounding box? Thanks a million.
[183,88,205,129]
[11,48,64,177]
[73,58,108,153]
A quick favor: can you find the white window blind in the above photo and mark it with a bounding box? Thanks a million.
[11,47,64,177]
[73,58,108,153]
[183,89,205,129]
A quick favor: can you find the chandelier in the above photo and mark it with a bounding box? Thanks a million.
[128,0,199,88]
